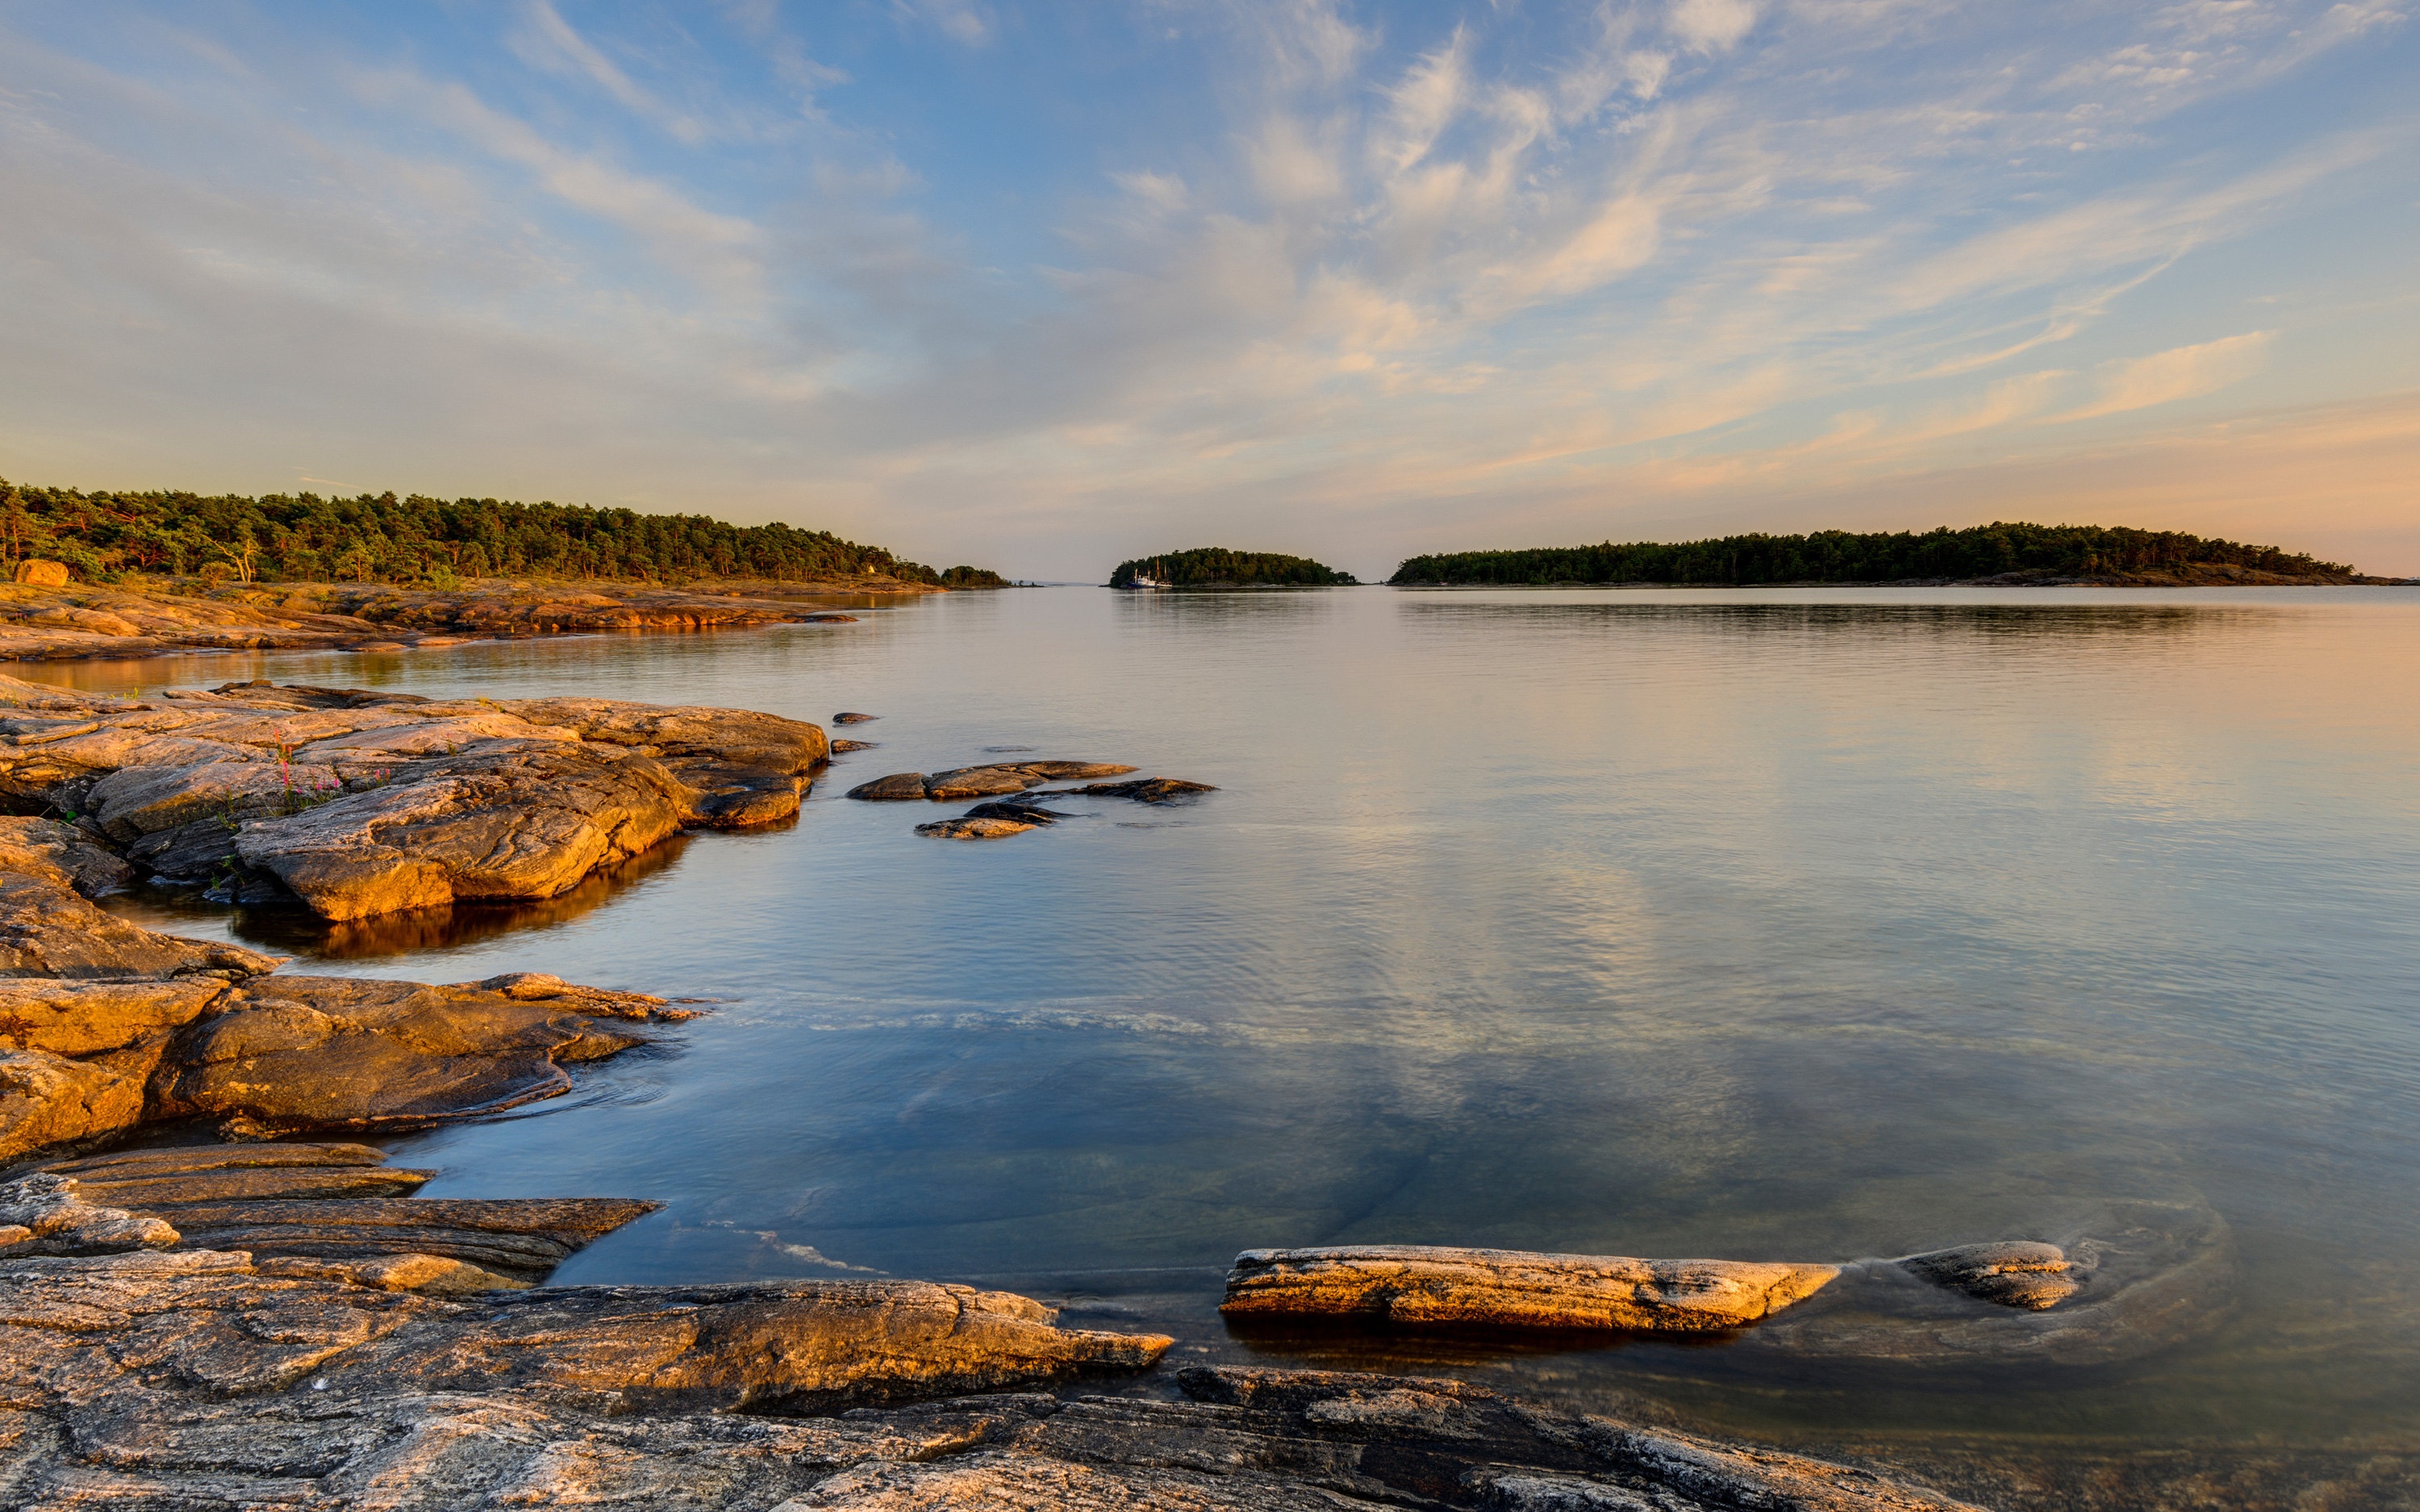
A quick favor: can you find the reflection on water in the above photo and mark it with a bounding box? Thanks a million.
[120,836,700,960]
[27,585,2420,1506]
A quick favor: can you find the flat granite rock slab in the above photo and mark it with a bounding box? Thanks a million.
[153,1196,663,1277]
[28,1143,435,1205]
[1221,1244,1842,1332]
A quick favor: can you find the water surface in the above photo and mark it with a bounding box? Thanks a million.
[46,585,2420,1502]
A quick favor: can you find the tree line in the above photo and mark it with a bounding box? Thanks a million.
[1111,548,1358,588]
[0,478,1005,589]
[1387,523,2355,585]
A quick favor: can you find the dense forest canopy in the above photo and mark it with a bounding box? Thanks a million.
[0,478,1005,589]
[1388,523,2356,586]
[1111,548,1358,588]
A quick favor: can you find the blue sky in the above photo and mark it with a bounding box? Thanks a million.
[2,1,2414,577]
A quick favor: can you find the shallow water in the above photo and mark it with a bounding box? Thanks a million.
[40,585,2420,1491]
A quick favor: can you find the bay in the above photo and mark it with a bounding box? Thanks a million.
[43,584,2420,1486]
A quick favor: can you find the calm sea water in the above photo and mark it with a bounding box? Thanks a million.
[40,585,2420,1497]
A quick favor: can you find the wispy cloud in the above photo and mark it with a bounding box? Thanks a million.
[2050,331,2274,421]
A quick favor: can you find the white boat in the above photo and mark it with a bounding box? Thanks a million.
[1121,560,1173,589]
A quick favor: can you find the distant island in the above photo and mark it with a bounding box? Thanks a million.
[1111,548,1358,589]
[1388,523,2396,588]
[0,477,1005,590]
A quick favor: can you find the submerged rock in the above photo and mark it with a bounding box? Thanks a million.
[1221,1244,1840,1331]
[1744,1199,2234,1368]
[1065,777,1218,803]
[916,816,1042,839]
[1901,1239,2081,1310]
[830,738,878,752]
[833,710,879,723]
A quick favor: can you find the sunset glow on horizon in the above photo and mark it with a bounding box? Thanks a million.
[2,1,2414,577]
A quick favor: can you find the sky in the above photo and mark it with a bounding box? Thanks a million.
[1,1,2414,580]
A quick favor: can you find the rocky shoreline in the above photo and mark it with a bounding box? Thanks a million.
[0,573,919,663]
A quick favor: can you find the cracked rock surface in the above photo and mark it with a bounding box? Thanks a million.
[0,676,828,918]
[0,1243,1970,1512]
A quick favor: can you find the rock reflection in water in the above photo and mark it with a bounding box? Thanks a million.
[220,835,703,959]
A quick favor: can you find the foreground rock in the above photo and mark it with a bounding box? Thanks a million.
[0,676,828,918]
[0,1244,1972,1510]
[1223,1244,1842,1331]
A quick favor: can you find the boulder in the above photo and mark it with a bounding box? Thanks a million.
[1220,1244,1840,1331]
[11,559,69,587]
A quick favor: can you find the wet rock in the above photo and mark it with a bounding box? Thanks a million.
[830,738,878,752]
[0,866,284,979]
[0,1173,179,1256]
[915,816,1041,840]
[849,771,936,800]
[850,760,1137,801]
[1744,1200,2234,1368]
[1220,1244,1840,1331]
[148,973,682,1139]
[963,800,1075,824]
[1065,776,1218,803]
[1901,1240,2081,1310]
[833,711,879,723]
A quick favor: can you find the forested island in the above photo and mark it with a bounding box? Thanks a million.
[1389,523,2384,587]
[1111,548,1358,588]
[0,478,1004,589]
